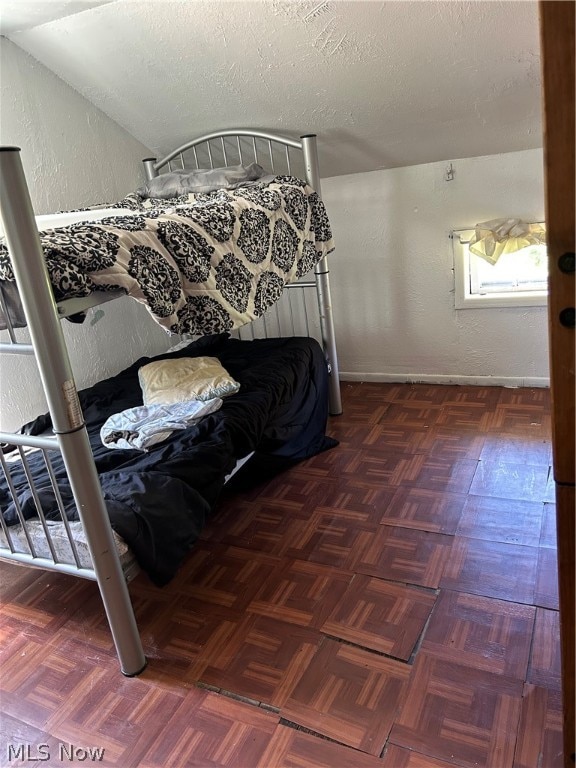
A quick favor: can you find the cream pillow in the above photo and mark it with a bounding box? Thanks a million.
[138,356,240,405]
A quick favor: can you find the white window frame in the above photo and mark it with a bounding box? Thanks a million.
[452,228,548,310]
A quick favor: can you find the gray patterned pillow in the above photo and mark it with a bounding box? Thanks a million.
[137,163,266,199]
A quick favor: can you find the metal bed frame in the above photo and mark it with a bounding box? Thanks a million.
[0,130,341,676]
[143,130,340,414]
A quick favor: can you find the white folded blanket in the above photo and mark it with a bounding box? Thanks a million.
[100,398,222,451]
[0,208,139,239]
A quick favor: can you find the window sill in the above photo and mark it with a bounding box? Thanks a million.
[455,292,548,310]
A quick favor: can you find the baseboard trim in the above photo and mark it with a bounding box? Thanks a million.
[339,372,550,388]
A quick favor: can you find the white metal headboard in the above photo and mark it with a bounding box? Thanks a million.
[143,129,322,198]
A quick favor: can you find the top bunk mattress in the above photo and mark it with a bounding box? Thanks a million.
[0,175,334,336]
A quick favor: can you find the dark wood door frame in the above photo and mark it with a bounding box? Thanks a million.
[539,3,575,766]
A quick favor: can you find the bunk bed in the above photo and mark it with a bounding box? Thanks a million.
[0,130,341,676]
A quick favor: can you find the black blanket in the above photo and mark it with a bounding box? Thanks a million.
[1,334,337,584]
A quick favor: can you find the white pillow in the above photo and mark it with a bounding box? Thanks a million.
[138,356,240,405]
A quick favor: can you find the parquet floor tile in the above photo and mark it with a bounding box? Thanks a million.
[256,459,331,486]
[256,724,388,768]
[328,422,429,454]
[382,744,469,768]
[337,385,391,423]
[174,545,282,618]
[455,495,544,546]
[421,590,535,678]
[0,713,63,768]
[0,628,191,764]
[389,653,523,768]
[303,445,426,486]
[386,383,453,405]
[326,420,382,447]
[487,404,551,436]
[350,525,453,587]
[398,457,478,494]
[195,614,321,707]
[57,582,222,690]
[443,385,503,408]
[42,620,119,672]
[139,689,279,768]
[0,632,99,729]
[62,578,173,650]
[0,570,96,640]
[468,460,551,502]
[282,638,411,755]
[380,402,443,428]
[200,499,257,543]
[513,684,564,768]
[320,575,436,659]
[284,509,378,568]
[238,469,330,510]
[497,387,551,408]
[313,480,397,525]
[543,472,556,502]
[0,560,43,602]
[539,502,557,548]
[135,600,235,681]
[434,403,494,432]
[339,380,400,401]
[419,426,486,461]
[527,608,562,691]
[247,559,352,629]
[379,486,466,533]
[208,502,311,556]
[479,433,552,466]
[45,668,187,767]
[439,537,538,604]
[0,382,561,768]
[534,546,559,609]
[163,539,221,589]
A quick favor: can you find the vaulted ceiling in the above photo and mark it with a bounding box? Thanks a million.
[1,0,543,178]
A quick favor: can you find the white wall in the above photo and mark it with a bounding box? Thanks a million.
[0,39,175,431]
[322,148,549,386]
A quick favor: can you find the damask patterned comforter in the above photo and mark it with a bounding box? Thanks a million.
[0,176,334,337]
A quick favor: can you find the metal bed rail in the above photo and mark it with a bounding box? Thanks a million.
[0,433,86,573]
[233,281,321,343]
[143,130,342,416]
[0,147,146,677]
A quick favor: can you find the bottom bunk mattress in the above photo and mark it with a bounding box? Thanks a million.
[1,334,337,585]
[0,520,140,581]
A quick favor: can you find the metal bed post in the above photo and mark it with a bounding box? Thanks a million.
[301,134,342,415]
[0,147,146,677]
[143,157,159,181]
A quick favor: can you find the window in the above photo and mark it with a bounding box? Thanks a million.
[452,227,548,309]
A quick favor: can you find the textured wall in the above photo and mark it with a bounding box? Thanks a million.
[322,148,549,384]
[0,39,175,431]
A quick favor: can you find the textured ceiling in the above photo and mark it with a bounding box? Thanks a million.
[6,0,543,178]
[0,1,114,34]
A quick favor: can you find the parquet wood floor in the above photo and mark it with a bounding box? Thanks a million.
[0,382,563,767]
